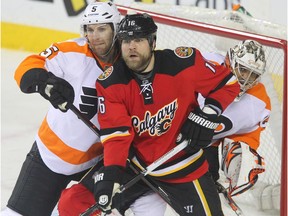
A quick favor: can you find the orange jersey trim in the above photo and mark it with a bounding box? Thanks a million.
[14,41,94,87]
[47,41,94,59]
[14,55,47,86]
[38,117,103,165]
[93,50,121,70]
[227,83,271,150]
[246,83,271,110]
[228,126,264,150]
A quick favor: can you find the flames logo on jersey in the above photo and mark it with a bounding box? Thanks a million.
[132,99,178,136]
[174,47,193,58]
[98,66,113,80]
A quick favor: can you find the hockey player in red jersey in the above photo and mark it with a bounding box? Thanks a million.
[91,13,240,215]
[202,40,269,198]
[2,2,121,216]
[56,38,269,215]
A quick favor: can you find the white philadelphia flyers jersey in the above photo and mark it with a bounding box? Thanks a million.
[14,38,119,174]
[200,52,271,150]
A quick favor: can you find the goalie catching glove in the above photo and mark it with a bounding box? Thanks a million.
[19,68,75,112]
[177,106,220,153]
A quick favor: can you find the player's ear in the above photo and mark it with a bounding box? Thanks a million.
[152,40,156,51]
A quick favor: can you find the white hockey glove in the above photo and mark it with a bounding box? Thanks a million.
[176,106,220,153]
[221,138,265,196]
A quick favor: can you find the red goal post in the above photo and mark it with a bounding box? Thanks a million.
[117,4,287,216]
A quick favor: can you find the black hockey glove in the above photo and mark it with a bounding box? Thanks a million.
[93,165,127,214]
[20,68,50,94]
[40,72,75,112]
[20,69,74,112]
[176,106,220,154]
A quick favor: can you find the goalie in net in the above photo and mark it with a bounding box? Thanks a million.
[202,39,269,199]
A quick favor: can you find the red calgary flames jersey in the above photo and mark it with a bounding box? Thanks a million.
[96,47,240,182]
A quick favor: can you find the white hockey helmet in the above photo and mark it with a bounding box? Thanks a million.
[81,1,121,39]
[228,40,266,98]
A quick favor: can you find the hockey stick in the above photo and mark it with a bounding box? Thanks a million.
[217,183,245,216]
[80,140,189,216]
[62,103,184,214]
[66,103,100,136]
[127,162,181,215]
[45,85,100,137]
[128,162,173,205]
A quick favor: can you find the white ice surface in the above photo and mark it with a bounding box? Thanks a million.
[1,49,280,216]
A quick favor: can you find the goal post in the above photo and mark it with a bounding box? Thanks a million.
[117,4,287,216]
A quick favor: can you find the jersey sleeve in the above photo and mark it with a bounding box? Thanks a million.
[96,80,134,167]
[228,127,264,150]
[14,41,79,93]
[14,54,48,89]
[228,111,269,150]
[228,83,271,150]
[193,49,240,112]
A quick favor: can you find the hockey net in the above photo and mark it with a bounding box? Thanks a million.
[117,2,287,215]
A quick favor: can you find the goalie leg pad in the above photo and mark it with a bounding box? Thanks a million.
[221,138,265,197]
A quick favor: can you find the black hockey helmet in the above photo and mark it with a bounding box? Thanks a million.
[117,13,158,40]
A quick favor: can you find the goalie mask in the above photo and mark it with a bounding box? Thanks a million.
[227,40,266,100]
[81,1,121,42]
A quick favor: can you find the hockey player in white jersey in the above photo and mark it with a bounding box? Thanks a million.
[2,2,121,216]
[202,39,269,199]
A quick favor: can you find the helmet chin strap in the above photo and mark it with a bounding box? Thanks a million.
[86,35,117,58]
[101,36,117,57]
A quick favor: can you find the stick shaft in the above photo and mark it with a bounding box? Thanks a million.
[67,103,100,136]
[128,163,173,206]
[80,140,188,216]
[67,104,189,216]
[145,140,188,174]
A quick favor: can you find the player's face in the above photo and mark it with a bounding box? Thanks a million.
[86,24,114,56]
[121,38,152,72]
[234,64,259,91]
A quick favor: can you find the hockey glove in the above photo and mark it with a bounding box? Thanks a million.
[41,72,75,112]
[19,68,50,94]
[176,106,220,154]
[93,166,126,214]
[20,69,75,112]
